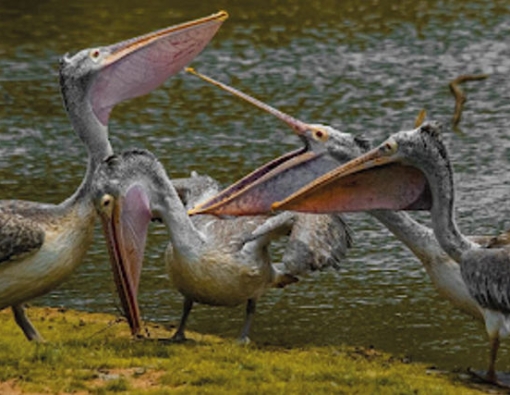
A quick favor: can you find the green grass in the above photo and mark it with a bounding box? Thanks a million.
[0,306,494,394]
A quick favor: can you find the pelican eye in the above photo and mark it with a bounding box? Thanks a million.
[101,194,114,210]
[311,128,329,142]
[380,140,397,155]
[89,49,101,62]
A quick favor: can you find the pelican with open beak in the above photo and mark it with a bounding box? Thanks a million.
[0,11,227,341]
[181,71,510,385]
[93,149,351,342]
[186,69,430,217]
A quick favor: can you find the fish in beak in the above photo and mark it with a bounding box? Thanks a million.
[186,70,431,216]
[97,185,152,336]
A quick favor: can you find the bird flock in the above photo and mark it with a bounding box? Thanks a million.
[1,10,509,388]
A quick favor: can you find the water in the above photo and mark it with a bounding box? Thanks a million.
[1,0,509,372]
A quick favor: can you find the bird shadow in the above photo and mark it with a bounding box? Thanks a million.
[467,368,510,391]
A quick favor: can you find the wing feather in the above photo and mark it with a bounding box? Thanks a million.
[0,210,45,264]
[461,248,510,313]
[282,213,353,275]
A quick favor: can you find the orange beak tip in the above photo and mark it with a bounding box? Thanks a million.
[217,10,229,20]
[187,208,200,216]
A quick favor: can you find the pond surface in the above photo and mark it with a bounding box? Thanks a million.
[1,0,509,373]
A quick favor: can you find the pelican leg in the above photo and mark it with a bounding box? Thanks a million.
[487,336,499,383]
[467,335,510,388]
[238,298,256,344]
[172,297,193,342]
[12,305,44,342]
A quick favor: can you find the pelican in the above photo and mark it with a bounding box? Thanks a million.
[269,122,510,385]
[185,72,510,384]
[0,11,227,341]
[230,121,510,385]
[92,149,351,343]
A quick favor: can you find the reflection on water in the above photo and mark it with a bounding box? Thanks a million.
[1,0,509,372]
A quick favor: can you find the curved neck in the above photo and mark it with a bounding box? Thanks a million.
[416,151,474,262]
[156,177,205,259]
[60,78,113,208]
[370,210,438,262]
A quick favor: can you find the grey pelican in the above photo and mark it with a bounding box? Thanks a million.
[0,11,227,341]
[92,149,351,343]
[184,72,510,384]
[248,122,510,386]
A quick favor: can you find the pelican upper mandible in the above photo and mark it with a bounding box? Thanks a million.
[0,11,227,341]
[91,149,351,343]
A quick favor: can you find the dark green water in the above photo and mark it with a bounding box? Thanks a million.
[1,0,509,372]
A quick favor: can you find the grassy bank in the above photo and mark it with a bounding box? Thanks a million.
[0,306,496,394]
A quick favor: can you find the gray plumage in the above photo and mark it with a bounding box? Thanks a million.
[282,212,352,274]
[461,248,510,314]
[173,171,352,276]
[0,208,44,264]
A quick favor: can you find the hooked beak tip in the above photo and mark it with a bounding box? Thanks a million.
[217,10,229,21]
[187,208,199,216]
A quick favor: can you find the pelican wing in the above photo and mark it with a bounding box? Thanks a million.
[172,174,221,209]
[461,248,510,313]
[247,211,353,276]
[0,210,45,264]
[282,213,353,275]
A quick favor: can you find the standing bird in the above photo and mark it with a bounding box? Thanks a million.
[0,11,227,341]
[244,122,510,386]
[92,149,351,343]
[185,73,510,384]
[268,122,510,385]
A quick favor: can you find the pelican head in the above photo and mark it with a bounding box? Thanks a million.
[186,123,370,216]
[184,71,374,216]
[59,11,228,129]
[189,120,432,217]
[92,150,169,335]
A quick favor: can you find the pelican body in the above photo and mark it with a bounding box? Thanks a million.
[92,149,351,342]
[0,11,227,341]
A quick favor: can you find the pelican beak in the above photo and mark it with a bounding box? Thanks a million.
[185,69,430,216]
[89,11,228,125]
[186,67,313,137]
[188,146,344,216]
[186,69,343,216]
[188,143,430,216]
[271,142,431,213]
[99,185,152,336]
